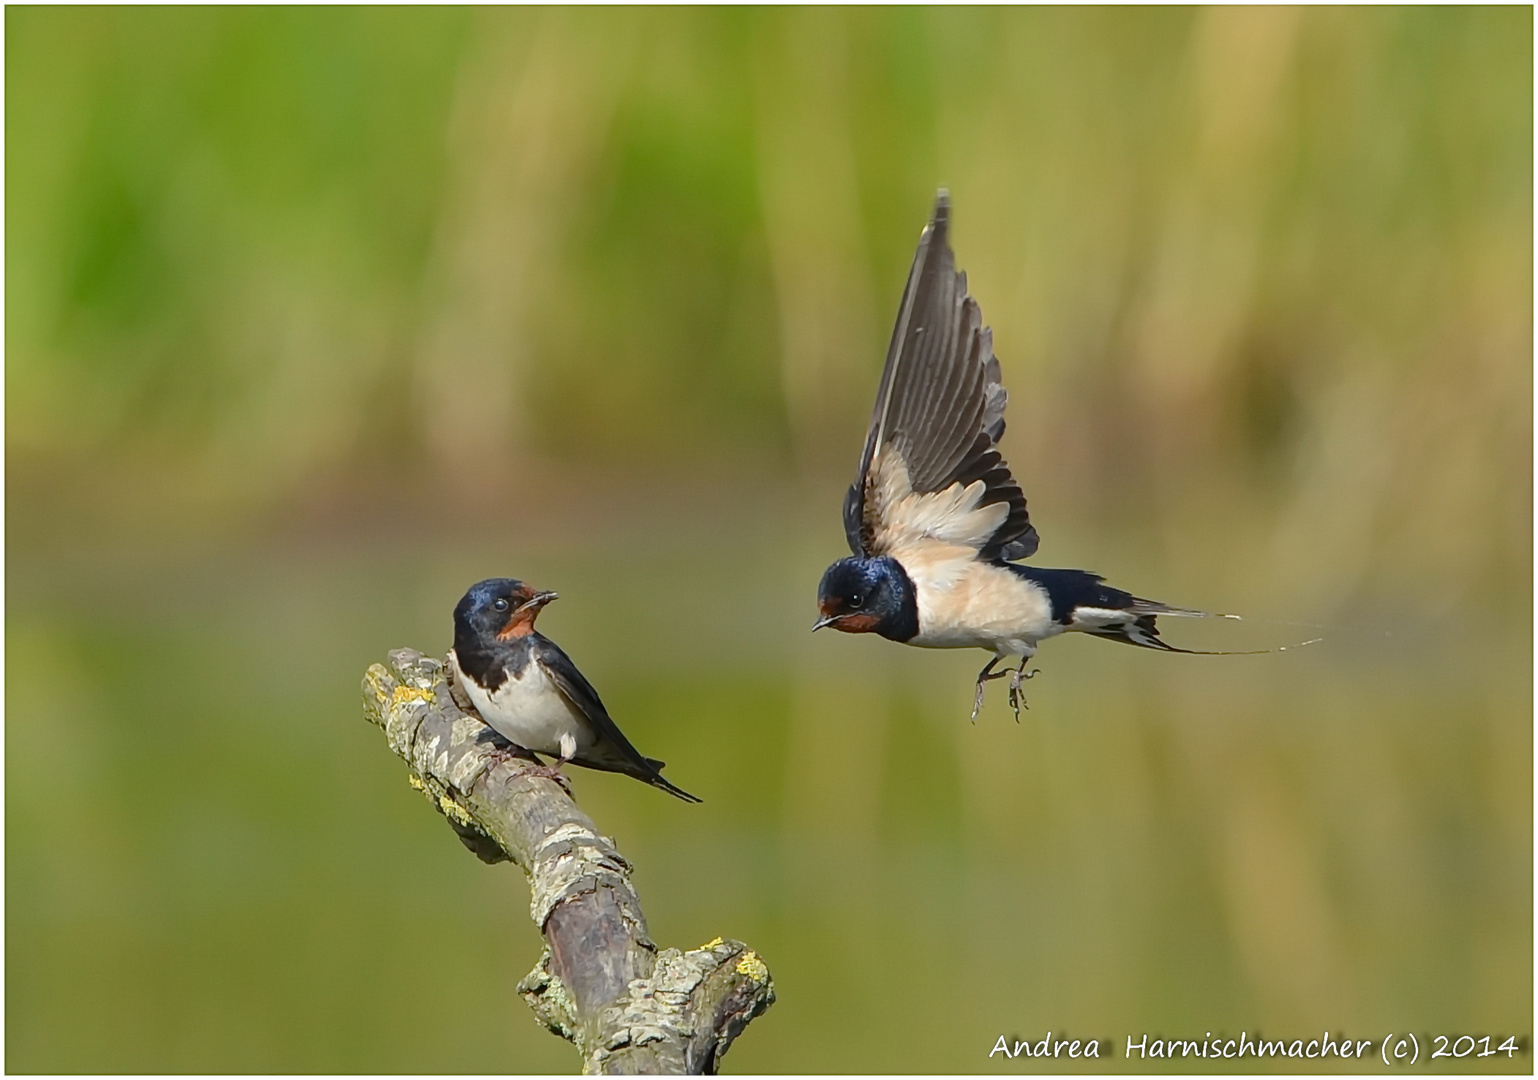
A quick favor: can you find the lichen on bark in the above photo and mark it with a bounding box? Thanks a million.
[362,649,774,1074]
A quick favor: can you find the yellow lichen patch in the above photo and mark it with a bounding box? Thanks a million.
[735,950,768,981]
[391,683,433,710]
[438,792,475,826]
[699,937,724,951]
[408,775,427,792]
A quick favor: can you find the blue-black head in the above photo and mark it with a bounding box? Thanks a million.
[814,555,919,642]
[454,578,559,650]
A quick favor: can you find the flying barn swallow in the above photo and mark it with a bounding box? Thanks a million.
[451,578,700,802]
[815,192,1229,720]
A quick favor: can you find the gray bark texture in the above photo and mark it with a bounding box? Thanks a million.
[362,649,775,1074]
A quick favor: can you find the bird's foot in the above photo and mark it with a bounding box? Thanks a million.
[486,740,539,767]
[483,743,572,796]
[518,762,575,798]
[1006,667,1039,722]
[971,667,1010,722]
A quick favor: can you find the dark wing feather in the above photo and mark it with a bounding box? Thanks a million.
[843,191,1037,561]
[540,649,702,803]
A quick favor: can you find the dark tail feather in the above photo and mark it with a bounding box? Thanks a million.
[1128,598,1218,618]
[646,772,703,803]
[638,757,702,802]
[1090,613,1316,655]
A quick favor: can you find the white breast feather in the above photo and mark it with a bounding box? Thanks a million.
[452,651,592,759]
[906,557,1060,654]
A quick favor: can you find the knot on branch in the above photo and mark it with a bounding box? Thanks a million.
[521,938,777,1075]
[519,949,581,1041]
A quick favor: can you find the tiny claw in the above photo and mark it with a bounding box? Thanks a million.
[487,742,526,766]
[519,762,574,798]
[1006,665,1036,720]
[971,662,1008,722]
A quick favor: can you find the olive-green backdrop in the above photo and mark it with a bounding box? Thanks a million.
[7,6,1530,1073]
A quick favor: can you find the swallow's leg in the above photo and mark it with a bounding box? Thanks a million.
[516,761,575,798]
[485,737,540,767]
[971,656,1011,722]
[482,737,575,796]
[516,733,578,797]
[1006,658,1039,722]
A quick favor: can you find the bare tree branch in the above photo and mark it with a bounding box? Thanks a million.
[362,648,775,1074]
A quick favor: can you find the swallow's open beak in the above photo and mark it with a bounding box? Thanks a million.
[517,590,559,614]
[811,614,840,632]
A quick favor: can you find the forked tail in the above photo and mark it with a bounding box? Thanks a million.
[1090,602,1319,655]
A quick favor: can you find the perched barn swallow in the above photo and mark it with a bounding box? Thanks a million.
[451,578,700,802]
[816,192,1230,720]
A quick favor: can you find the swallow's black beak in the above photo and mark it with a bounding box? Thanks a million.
[517,590,559,614]
[811,614,839,632]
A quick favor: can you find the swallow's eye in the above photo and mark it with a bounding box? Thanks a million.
[848,592,863,608]
[493,598,510,613]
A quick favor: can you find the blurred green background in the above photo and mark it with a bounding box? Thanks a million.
[6,6,1531,1073]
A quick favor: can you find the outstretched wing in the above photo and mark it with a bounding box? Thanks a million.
[541,650,702,803]
[842,191,1037,562]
